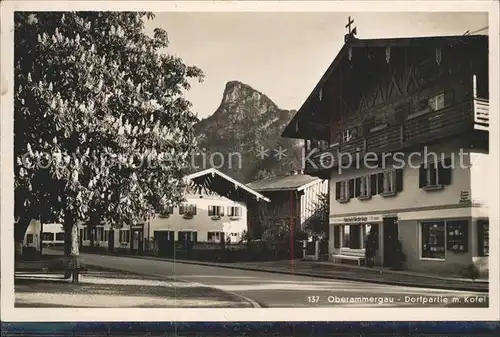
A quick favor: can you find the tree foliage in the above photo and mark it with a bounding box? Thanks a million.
[14,12,204,250]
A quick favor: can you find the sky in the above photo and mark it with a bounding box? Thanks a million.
[144,12,488,119]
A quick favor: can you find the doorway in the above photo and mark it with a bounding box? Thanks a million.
[108,230,114,252]
[130,225,144,254]
[383,217,399,267]
[155,230,175,257]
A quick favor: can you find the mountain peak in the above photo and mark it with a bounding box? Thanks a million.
[220,81,277,110]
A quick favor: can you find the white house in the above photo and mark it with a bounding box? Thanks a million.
[76,168,270,254]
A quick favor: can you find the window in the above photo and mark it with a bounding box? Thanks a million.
[333,226,341,248]
[428,93,445,111]
[55,232,64,241]
[179,204,196,214]
[207,231,222,243]
[375,170,403,195]
[355,176,370,198]
[96,227,104,241]
[42,232,54,241]
[419,159,452,189]
[104,230,109,242]
[335,180,352,201]
[178,231,198,245]
[383,171,395,193]
[341,129,352,143]
[119,230,130,243]
[421,221,446,259]
[228,206,241,217]
[26,234,34,244]
[208,205,224,216]
[478,220,489,257]
[86,226,92,241]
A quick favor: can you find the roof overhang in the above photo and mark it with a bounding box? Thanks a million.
[282,34,488,140]
[185,168,271,203]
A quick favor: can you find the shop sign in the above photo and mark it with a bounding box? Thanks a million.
[330,215,383,224]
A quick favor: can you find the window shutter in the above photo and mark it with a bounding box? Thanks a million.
[348,179,355,199]
[335,182,341,200]
[334,226,341,248]
[354,178,361,198]
[438,158,452,185]
[377,173,384,194]
[395,169,403,192]
[208,206,213,216]
[219,206,224,216]
[444,91,455,108]
[370,174,378,195]
[419,164,427,188]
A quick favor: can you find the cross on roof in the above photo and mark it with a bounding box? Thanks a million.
[345,16,354,34]
[344,16,357,43]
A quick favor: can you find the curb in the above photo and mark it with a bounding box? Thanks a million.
[83,263,261,308]
[87,253,489,293]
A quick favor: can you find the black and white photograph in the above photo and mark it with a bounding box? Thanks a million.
[1,0,499,322]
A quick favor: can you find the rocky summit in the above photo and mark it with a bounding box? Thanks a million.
[194,81,303,183]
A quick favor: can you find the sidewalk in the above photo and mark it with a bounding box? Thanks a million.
[15,263,258,308]
[96,252,489,293]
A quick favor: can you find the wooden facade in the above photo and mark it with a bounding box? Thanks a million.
[283,35,489,177]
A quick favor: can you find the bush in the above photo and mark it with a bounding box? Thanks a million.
[21,247,40,261]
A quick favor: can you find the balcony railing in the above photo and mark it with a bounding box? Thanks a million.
[474,97,489,131]
[305,99,488,175]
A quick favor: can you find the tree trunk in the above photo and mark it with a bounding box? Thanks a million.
[63,213,79,280]
[14,217,31,268]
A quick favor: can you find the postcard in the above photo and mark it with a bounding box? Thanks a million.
[1,0,499,323]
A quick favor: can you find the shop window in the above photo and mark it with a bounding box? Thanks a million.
[446,220,468,253]
[477,220,489,257]
[420,221,446,259]
[419,159,452,189]
[342,225,363,249]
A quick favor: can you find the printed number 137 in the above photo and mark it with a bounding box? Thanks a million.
[308,296,320,303]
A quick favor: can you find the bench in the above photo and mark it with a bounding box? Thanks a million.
[332,248,366,266]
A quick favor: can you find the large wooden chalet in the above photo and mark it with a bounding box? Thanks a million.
[282,30,489,275]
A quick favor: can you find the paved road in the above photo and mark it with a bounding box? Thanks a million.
[78,253,488,308]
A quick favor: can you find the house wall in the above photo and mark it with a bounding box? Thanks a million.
[329,139,472,216]
[146,193,247,243]
[328,138,489,274]
[300,180,329,229]
[23,221,64,249]
[78,191,248,250]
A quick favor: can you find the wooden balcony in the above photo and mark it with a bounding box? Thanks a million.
[304,99,489,176]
